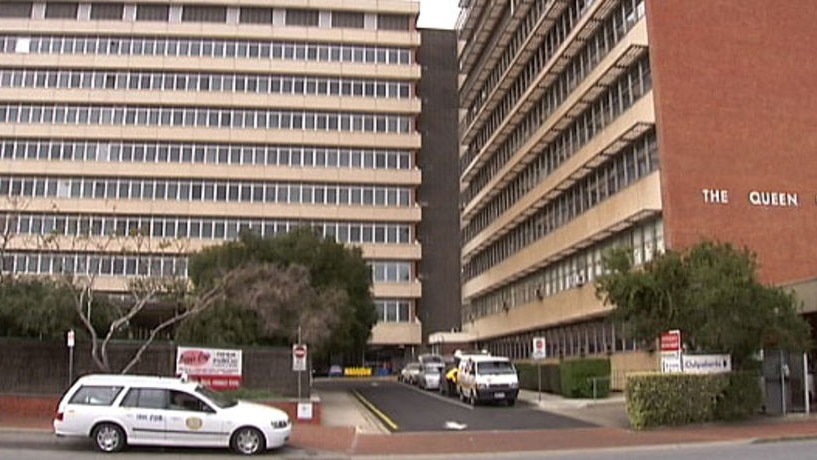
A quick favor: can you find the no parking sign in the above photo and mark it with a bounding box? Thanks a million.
[532,337,547,360]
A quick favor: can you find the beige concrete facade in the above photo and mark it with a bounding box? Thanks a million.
[0,0,423,346]
[457,0,661,365]
[457,0,817,373]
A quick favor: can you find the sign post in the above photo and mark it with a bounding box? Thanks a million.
[532,337,547,402]
[292,342,312,420]
[67,329,75,386]
[660,330,682,373]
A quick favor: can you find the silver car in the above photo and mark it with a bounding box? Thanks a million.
[418,363,444,390]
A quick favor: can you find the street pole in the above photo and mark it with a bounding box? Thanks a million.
[297,325,302,403]
[537,363,542,403]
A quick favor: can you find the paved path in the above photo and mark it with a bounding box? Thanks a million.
[5,383,817,457]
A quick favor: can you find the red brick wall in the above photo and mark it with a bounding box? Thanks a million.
[648,0,817,284]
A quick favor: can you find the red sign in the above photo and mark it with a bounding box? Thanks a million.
[660,330,682,352]
[294,346,307,358]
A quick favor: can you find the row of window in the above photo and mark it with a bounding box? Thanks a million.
[464,59,653,241]
[465,0,645,172]
[467,219,664,320]
[0,176,414,207]
[465,42,651,210]
[0,68,413,99]
[0,251,188,278]
[0,104,414,134]
[0,2,411,31]
[3,213,415,245]
[0,140,414,170]
[375,300,412,323]
[0,253,417,295]
[478,319,640,363]
[370,262,412,283]
[463,129,658,280]
[2,35,413,65]
[464,0,589,131]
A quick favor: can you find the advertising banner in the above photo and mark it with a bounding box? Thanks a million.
[176,346,242,390]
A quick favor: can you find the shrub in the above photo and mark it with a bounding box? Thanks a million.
[714,370,763,421]
[516,362,561,394]
[626,373,728,430]
[560,358,611,398]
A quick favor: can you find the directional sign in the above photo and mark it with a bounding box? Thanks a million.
[532,337,547,360]
[292,344,308,372]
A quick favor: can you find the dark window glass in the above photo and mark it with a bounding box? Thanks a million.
[45,2,78,19]
[90,3,123,20]
[120,388,167,409]
[331,11,364,29]
[136,4,169,21]
[182,6,227,23]
[239,7,272,24]
[69,385,123,406]
[0,2,33,18]
[378,14,410,31]
[285,8,319,27]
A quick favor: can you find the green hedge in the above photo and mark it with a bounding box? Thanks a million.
[560,358,611,399]
[626,371,763,429]
[516,362,561,394]
[714,371,763,421]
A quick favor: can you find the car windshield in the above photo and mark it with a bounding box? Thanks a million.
[424,365,442,374]
[195,385,238,409]
[477,361,516,375]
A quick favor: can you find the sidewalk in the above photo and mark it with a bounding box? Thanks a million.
[4,386,817,457]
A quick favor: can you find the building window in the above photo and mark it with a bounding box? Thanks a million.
[136,4,169,22]
[331,11,364,29]
[0,2,32,18]
[182,6,227,23]
[90,3,123,20]
[378,14,410,31]
[285,8,319,27]
[239,7,272,24]
[45,2,78,19]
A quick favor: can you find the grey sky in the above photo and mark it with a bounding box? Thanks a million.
[418,0,460,29]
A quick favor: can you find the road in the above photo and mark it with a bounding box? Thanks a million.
[2,430,817,459]
[313,378,595,432]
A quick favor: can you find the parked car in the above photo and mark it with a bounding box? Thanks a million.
[457,355,519,406]
[418,363,444,391]
[398,362,422,385]
[54,374,291,455]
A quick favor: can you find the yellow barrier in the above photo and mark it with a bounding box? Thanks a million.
[343,367,373,377]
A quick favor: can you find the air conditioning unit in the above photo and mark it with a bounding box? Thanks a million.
[573,272,586,287]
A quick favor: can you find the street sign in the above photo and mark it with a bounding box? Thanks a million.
[292,344,308,372]
[67,329,75,348]
[660,330,681,355]
[660,330,682,373]
[532,337,547,360]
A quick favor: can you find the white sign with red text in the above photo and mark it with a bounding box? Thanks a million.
[176,347,242,390]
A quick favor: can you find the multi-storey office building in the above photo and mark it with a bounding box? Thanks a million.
[457,0,817,384]
[0,0,424,357]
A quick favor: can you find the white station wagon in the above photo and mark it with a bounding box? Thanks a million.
[53,374,291,455]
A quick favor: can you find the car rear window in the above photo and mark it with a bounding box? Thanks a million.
[68,385,123,406]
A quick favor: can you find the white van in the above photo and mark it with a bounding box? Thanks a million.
[53,374,291,455]
[456,355,519,406]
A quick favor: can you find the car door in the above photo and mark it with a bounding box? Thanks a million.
[118,388,168,445]
[163,390,225,447]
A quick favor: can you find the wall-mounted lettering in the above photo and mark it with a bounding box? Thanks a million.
[748,191,799,207]
[702,188,729,204]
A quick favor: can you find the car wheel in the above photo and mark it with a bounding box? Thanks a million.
[231,426,266,455]
[92,422,126,453]
[507,398,516,406]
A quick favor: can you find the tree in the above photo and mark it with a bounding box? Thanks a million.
[185,228,377,364]
[595,241,811,369]
[177,263,347,349]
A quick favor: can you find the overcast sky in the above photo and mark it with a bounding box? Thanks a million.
[417,0,460,29]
